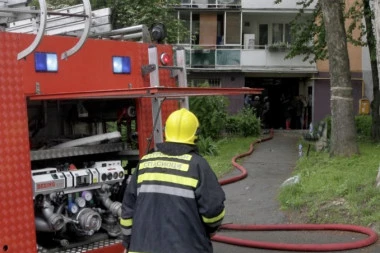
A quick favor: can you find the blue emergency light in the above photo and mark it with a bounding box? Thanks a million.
[113,56,131,74]
[34,52,58,72]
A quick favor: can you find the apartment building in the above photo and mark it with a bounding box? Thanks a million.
[174,0,369,129]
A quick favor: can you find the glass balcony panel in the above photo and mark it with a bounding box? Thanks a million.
[217,49,240,66]
[184,48,316,72]
[186,50,191,66]
[191,49,216,67]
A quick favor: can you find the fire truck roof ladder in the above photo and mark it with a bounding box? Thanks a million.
[1,1,152,60]
[146,45,188,146]
[0,0,92,60]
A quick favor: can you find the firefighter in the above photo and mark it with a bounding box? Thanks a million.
[120,108,226,253]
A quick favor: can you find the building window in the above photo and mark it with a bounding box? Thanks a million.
[285,24,292,43]
[189,78,221,87]
[225,12,241,44]
[272,23,284,44]
[181,0,191,5]
[259,24,268,48]
[178,11,191,44]
[192,14,200,44]
[273,23,292,44]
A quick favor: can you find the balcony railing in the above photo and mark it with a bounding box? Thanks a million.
[177,0,241,8]
[183,44,317,73]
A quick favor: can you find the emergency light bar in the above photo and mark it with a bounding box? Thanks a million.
[34,52,58,72]
[113,56,131,74]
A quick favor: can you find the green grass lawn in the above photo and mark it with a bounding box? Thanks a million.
[278,141,380,226]
[205,136,258,178]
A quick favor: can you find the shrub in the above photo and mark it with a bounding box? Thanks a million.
[197,136,218,156]
[225,116,240,135]
[189,83,228,140]
[226,107,261,137]
[355,115,372,138]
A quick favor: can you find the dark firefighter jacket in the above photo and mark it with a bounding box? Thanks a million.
[120,142,226,253]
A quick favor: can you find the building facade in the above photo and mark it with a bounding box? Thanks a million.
[174,0,369,129]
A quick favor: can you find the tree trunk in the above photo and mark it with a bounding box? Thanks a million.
[320,0,359,156]
[371,0,380,141]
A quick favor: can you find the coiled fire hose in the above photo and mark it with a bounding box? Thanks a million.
[211,130,378,251]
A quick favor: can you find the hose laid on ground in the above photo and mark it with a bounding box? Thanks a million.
[212,129,378,251]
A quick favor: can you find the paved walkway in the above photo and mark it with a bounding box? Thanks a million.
[212,130,380,253]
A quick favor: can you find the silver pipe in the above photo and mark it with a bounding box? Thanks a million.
[35,216,55,232]
[97,186,122,217]
[38,197,65,232]
[100,197,122,217]
[90,24,147,37]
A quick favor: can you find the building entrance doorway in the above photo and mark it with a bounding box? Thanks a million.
[245,77,306,129]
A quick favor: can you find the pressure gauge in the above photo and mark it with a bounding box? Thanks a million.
[82,191,93,202]
[69,203,79,214]
[75,197,86,208]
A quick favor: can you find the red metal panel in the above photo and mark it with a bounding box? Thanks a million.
[0,32,37,252]
[87,244,124,253]
[136,98,178,157]
[136,98,154,156]
[19,34,176,96]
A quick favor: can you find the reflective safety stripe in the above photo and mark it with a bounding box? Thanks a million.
[120,218,133,227]
[137,173,198,188]
[137,184,195,198]
[142,152,192,161]
[139,160,189,172]
[202,209,225,224]
[121,227,132,236]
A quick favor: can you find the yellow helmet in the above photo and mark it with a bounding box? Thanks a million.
[165,108,199,145]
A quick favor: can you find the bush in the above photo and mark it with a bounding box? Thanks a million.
[355,115,372,138]
[226,107,261,137]
[197,136,218,156]
[189,84,228,140]
[225,116,240,135]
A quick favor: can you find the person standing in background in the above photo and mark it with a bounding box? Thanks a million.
[261,96,270,129]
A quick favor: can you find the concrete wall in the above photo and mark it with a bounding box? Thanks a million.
[313,76,362,123]
[362,45,373,101]
[242,0,316,10]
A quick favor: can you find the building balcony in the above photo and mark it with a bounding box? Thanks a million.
[176,0,241,9]
[184,45,317,74]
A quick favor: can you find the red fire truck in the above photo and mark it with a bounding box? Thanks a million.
[0,2,260,253]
